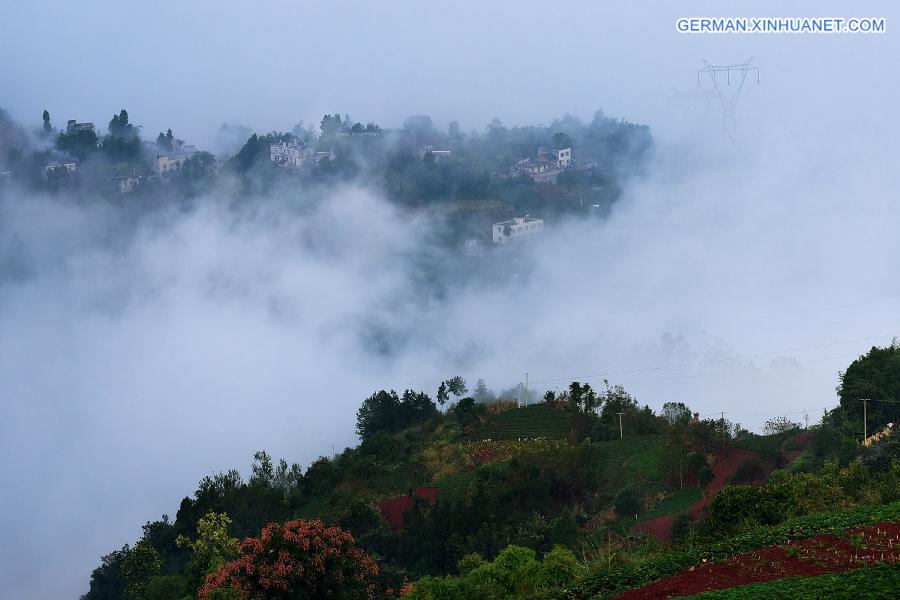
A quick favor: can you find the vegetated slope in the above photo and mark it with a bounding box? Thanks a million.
[681,563,900,599]
[568,501,900,600]
[473,403,574,440]
[633,447,761,543]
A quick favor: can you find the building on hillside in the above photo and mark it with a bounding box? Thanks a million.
[539,146,571,169]
[115,174,149,193]
[510,147,570,183]
[44,160,78,178]
[269,136,307,168]
[313,149,337,163]
[66,120,95,135]
[152,154,188,175]
[492,215,544,244]
[421,146,451,161]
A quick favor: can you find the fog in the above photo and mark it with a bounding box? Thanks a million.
[2,1,900,598]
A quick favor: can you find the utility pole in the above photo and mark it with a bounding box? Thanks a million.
[524,371,529,407]
[862,399,869,442]
[721,411,726,443]
[617,412,624,439]
[803,411,810,430]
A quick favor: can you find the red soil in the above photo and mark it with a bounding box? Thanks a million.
[781,430,815,463]
[615,520,900,599]
[378,487,439,530]
[633,448,760,543]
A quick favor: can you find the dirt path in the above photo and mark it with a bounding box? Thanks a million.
[633,447,759,542]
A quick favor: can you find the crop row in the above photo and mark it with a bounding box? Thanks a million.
[567,501,900,599]
[680,563,900,599]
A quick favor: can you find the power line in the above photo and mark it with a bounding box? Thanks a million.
[529,332,896,385]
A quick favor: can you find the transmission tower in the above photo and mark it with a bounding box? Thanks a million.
[697,57,760,133]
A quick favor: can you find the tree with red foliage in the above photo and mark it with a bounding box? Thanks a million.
[199,519,381,600]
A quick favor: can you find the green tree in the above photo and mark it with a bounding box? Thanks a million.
[838,343,900,432]
[121,540,162,599]
[176,512,239,593]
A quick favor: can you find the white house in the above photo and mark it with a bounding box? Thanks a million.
[421,146,451,160]
[44,160,78,178]
[270,137,307,168]
[492,216,544,244]
[538,146,571,169]
[152,155,187,174]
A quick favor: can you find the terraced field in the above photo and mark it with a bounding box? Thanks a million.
[472,403,574,440]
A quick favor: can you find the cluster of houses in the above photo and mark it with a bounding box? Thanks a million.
[510,146,571,184]
[269,136,336,169]
[40,118,203,193]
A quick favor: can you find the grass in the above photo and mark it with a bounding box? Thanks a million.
[679,563,900,599]
[639,488,703,521]
[473,403,573,441]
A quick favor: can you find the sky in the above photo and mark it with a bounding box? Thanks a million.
[1,1,900,598]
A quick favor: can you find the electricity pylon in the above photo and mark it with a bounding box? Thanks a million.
[697,57,760,135]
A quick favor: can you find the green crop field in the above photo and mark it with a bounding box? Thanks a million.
[639,487,702,521]
[473,403,573,440]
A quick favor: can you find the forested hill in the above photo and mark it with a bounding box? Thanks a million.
[83,347,900,600]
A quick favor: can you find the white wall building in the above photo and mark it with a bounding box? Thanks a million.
[152,155,187,174]
[44,160,78,178]
[270,137,307,168]
[492,216,544,244]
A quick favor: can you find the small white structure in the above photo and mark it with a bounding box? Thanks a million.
[152,155,187,174]
[66,120,95,135]
[421,146,451,160]
[538,146,571,169]
[116,175,146,193]
[492,216,544,244]
[44,160,78,177]
[270,137,307,168]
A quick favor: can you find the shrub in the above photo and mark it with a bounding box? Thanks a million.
[614,488,642,518]
[199,519,381,600]
[730,459,767,484]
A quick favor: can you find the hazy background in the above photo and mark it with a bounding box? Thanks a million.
[1,0,899,598]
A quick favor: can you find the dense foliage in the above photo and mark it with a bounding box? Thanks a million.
[839,343,900,433]
[199,519,381,600]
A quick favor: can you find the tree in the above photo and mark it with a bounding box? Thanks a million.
[613,487,641,517]
[762,416,801,436]
[662,402,692,427]
[552,132,573,149]
[121,540,162,599]
[156,129,174,153]
[176,512,239,593]
[199,519,381,600]
[42,109,52,133]
[356,389,437,439]
[473,378,495,403]
[437,376,467,405]
[838,343,900,432]
[320,113,342,138]
[82,545,130,600]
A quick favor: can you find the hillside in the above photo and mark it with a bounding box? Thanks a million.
[81,353,900,600]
